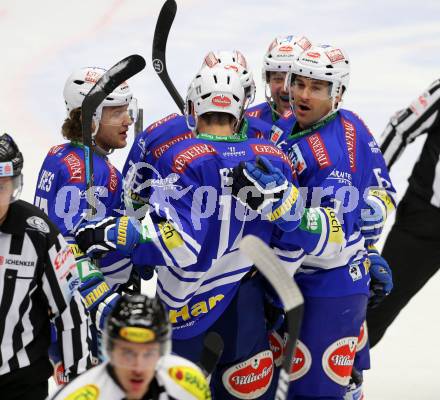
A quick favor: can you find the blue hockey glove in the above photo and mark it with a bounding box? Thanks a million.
[75,216,141,258]
[368,247,393,309]
[230,156,303,231]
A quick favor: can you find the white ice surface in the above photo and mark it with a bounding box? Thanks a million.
[0,1,439,398]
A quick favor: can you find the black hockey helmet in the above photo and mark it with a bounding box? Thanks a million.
[106,294,171,355]
[0,133,23,204]
[0,133,23,177]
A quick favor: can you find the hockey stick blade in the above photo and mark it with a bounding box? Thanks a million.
[198,332,224,377]
[239,235,304,400]
[81,54,146,216]
[152,0,185,113]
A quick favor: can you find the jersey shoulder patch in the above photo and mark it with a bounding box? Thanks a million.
[146,113,180,133]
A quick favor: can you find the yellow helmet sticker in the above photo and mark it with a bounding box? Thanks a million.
[169,366,211,400]
[65,384,99,400]
[119,326,156,343]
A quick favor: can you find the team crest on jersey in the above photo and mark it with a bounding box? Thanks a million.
[65,384,99,400]
[169,366,211,399]
[63,152,85,183]
[172,144,217,173]
[356,320,368,352]
[153,131,193,159]
[322,337,357,386]
[26,216,50,233]
[306,133,331,169]
[290,340,312,381]
[342,118,357,172]
[222,350,274,399]
[146,113,179,133]
[288,144,307,175]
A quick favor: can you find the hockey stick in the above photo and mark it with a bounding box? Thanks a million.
[198,332,224,378]
[239,235,304,400]
[152,0,185,113]
[81,54,146,219]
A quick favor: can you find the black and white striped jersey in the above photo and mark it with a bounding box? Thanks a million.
[380,79,440,207]
[0,200,91,379]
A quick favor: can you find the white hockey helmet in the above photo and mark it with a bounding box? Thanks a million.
[63,66,134,122]
[202,50,256,104]
[289,44,350,107]
[262,35,312,82]
[185,66,245,132]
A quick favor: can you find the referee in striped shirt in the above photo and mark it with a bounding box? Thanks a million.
[367,79,440,348]
[0,133,92,399]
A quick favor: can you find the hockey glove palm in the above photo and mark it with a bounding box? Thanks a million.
[230,156,302,231]
[368,247,393,309]
[75,216,141,258]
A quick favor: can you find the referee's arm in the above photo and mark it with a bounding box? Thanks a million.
[380,78,440,169]
[42,232,92,380]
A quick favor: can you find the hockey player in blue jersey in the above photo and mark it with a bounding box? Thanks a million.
[123,50,283,213]
[74,65,323,398]
[246,35,312,124]
[257,44,395,399]
[34,67,137,378]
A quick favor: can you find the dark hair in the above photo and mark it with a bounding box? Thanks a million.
[61,108,82,141]
[199,112,235,126]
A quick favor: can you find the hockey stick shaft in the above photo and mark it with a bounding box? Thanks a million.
[152,0,185,113]
[239,235,304,400]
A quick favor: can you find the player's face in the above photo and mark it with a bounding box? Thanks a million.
[111,340,161,399]
[0,177,13,224]
[291,76,333,128]
[95,105,133,151]
[269,72,290,115]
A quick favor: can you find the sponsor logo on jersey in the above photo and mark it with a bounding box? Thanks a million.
[152,131,193,160]
[26,216,50,233]
[211,95,232,108]
[306,133,331,169]
[288,144,307,175]
[328,169,352,185]
[172,144,217,173]
[120,327,156,343]
[1,258,35,267]
[322,336,357,386]
[169,294,224,324]
[158,222,184,251]
[368,140,380,153]
[322,208,343,244]
[349,262,362,282]
[169,366,211,399]
[0,161,13,177]
[269,126,283,145]
[63,151,85,183]
[296,36,312,51]
[325,49,345,63]
[268,331,284,367]
[146,113,179,133]
[356,320,368,352]
[306,52,321,59]
[342,118,357,172]
[281,109,293,119]
[290,340,312,381]
[222,146,246,157]
[48,144,66,156]
[246,109,262,118]
[300,208,322,233]
[65,384,99,400]
[106,162,119,193]
[251,143,295,175]
[54,247,74,271]
[222,350,274,399]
